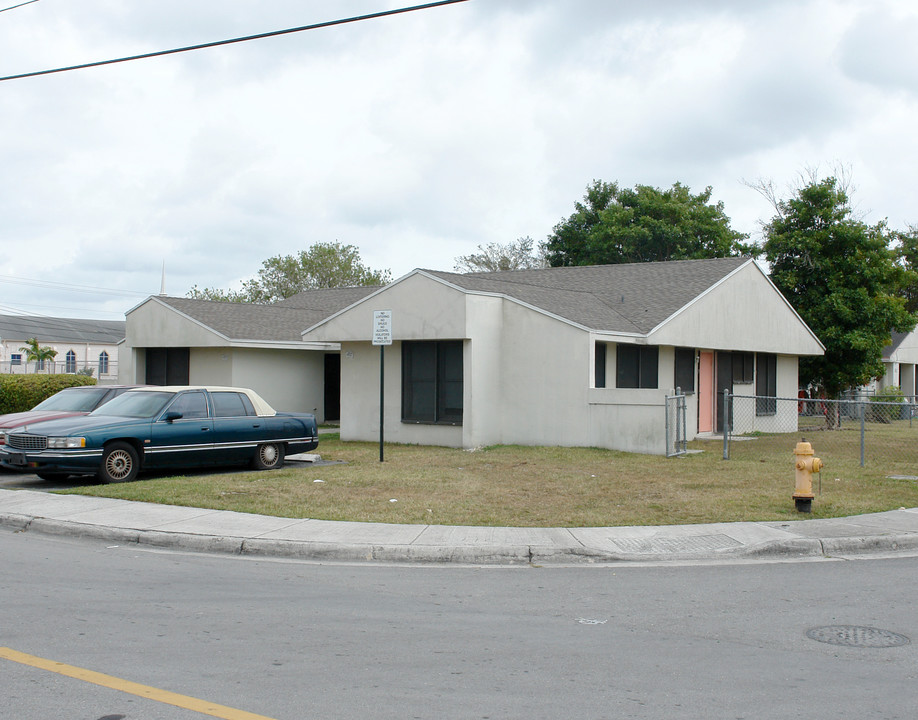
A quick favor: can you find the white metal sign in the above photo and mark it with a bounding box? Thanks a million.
[372,310,392,346]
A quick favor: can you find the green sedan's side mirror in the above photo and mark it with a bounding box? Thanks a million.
[163,411,183,423]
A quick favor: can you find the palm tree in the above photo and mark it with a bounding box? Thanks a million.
[20,337,58,373]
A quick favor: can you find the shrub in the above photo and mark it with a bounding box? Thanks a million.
[0,375,97,415]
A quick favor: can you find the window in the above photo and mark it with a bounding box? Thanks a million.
[98,351,109,375]
[10,354,21,366]
[732,352,754,383]
[756,353,777,415]
[674,347,695,393]
[616,345,659,389]
[66,350,77,374]
[212,391,256,417]
[594,343,607,388]
[168,391,208,419]
[402,341,463,424]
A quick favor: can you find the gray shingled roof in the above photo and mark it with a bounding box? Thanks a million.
[425,256,752,334]
[153,260,752,341]
[156,286,379,342]
[0,314,125,344]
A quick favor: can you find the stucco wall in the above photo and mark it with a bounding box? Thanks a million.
[229,348,326,417]
[493,300,592,447]
[338,340,463,447]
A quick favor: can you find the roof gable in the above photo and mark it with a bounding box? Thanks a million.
[424,256,751,334]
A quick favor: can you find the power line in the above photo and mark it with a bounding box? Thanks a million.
[0,0,469,82]
[0,273,149,297]
[0,0,39,14]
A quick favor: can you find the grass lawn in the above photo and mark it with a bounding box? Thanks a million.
[58,425,918,528]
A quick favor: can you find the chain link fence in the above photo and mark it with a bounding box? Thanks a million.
[726,394,918,473]
[665,393,688,457]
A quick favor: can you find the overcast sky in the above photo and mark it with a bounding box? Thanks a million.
[2,0,916,321]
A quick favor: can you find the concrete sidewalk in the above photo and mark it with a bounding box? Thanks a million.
[2,487,918,564]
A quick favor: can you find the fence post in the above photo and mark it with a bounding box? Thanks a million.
[860,400,866,467]
[722,390,730,460]
[665,395,671,457]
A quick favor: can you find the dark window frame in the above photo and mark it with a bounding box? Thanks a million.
[401,340,463,425]
[756,353,778,416]
[595,342,607,388]
[674,347,695,394]
[616,345,659,389]
[732,351,755,383]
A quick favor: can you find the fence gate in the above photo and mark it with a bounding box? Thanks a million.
[665,392,688,457]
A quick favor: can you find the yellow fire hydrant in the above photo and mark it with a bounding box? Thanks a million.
[793,439,823,513]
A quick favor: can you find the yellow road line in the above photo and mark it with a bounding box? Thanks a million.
[0,646,279,720]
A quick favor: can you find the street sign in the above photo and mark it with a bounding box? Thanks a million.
[373,310,392,346]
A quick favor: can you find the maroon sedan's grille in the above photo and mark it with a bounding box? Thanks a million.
[6,434,47,451]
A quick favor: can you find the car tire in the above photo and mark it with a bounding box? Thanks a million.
[253,442,285,470]
[99,442,139,483]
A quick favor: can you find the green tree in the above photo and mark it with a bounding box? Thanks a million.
[893,224,918,315]
[762,177,916,398]
[545,180,750,266]
[189,242,391,303]
[19,337,58,372]
[454,237,547,273]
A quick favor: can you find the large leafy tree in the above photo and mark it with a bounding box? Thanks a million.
[545,180,750,266]
[189,242,391,303]
[763,177,916,397]
[893,225,918,315]
[454,237,547,273]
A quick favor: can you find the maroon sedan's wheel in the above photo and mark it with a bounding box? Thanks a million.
[99,442,139,483]
[253,442,285,470]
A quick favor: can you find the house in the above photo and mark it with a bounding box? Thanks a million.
[119,257,824,454]
[118,287,377,420]
[299,257,824,454]
[0,314,125,380]
[878,330,918,397]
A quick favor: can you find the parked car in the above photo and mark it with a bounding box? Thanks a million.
[0,386,319,482]
[0,385,139,447]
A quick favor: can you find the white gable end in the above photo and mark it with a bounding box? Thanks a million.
[303,272,469,342]
[647,262,823,354]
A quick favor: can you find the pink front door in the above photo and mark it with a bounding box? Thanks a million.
[698,351,714,433]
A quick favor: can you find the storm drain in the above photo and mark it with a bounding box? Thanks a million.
[806,625,910,648]
[609,534,742,554]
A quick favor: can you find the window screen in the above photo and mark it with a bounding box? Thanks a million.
[402,341,463,424]
[616,345,659,389]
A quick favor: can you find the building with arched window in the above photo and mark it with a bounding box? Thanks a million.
[0,315,125,380]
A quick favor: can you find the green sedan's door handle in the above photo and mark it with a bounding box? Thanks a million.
[201,426,210,431]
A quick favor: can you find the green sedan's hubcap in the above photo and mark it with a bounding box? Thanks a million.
[260,445,278,464]
[107,451,132,479]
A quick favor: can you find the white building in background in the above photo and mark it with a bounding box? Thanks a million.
[879,330,918,397]
[0,314,125,381]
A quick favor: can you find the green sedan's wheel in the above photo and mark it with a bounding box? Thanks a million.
[99,441,139,483]
[253,442,285,470]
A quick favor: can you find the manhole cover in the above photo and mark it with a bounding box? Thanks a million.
[806,625,910,648]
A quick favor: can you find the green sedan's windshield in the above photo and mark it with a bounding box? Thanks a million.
[91,391,174,419]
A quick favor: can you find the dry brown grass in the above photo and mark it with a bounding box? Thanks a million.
[61,425,918,527]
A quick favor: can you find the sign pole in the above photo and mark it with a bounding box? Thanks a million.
[372,310,392,463]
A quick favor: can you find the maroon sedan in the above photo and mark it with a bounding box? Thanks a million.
[0,385,138,447]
